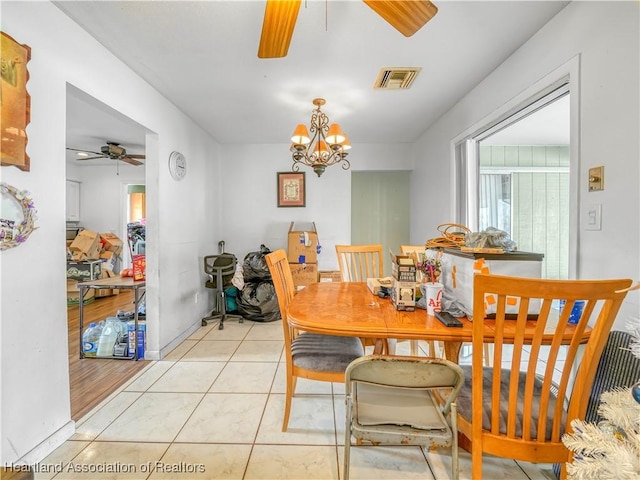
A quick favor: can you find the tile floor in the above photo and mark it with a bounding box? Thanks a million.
[35,319,560,480]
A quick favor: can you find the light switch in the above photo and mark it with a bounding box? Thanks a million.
[585,204,602,231]
[588,166,604,191]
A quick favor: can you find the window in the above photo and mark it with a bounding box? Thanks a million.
[455,80,573,279]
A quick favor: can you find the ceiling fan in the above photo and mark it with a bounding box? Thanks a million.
[258,0,438,58]
[66,142,145,166]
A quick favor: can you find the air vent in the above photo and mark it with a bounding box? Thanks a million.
[374,68,421,89]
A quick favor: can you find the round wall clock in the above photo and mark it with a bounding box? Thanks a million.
[168,151,186,181]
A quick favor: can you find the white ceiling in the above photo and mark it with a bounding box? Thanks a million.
[57,1,570,166]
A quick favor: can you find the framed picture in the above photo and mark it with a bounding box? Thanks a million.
[1,32,31,171]
[277,172,306,207]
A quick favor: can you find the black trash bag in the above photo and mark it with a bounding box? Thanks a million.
[236,280,281,322]
[242,244,272,283]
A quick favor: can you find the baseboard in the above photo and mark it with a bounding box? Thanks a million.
[16,420,75,465]
[157,320,202,359]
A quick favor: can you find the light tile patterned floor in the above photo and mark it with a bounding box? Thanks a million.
[35,319,560,480]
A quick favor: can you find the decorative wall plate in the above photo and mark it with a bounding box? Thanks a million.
[0,182,38,250]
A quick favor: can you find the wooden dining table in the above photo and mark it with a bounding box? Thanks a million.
[287,282,589,363]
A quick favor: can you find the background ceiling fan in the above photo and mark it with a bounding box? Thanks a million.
[66,142,145,166]
[258,0,438,58]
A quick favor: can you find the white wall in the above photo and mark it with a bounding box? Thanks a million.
[1,1,221,464]
[410,1,640,329]
[219,143,413,271]
[73,164,145,235]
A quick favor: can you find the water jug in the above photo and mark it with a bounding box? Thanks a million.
[82,322,102,357]
[96,317,120,357]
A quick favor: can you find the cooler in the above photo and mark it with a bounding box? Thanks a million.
[440,248,544,320]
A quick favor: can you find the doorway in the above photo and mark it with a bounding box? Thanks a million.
[351,171,411,276]
[65,85,149,419]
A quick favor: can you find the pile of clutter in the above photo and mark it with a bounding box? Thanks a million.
[82,309,145,359]
[66,230,124,305]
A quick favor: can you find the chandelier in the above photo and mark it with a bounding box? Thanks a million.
[290,98,351,177]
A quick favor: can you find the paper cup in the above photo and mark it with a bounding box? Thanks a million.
[421,282,443,315]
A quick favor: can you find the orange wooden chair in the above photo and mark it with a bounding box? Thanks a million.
[265,249,364,431]
[336,244,401,354]
[335,244,385,282]
[455,273,631,479]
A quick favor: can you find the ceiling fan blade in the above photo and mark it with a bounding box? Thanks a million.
[363,0,438,37]
[77,156,107,161]
[125,154,146,159]
[119,157,143,166]
[66,147,102,156]
[258,0,302,58]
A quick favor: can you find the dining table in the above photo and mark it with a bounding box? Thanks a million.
[287,282,590,363]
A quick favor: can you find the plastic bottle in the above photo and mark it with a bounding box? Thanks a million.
[96,317,119,357]
[82,322,102,357]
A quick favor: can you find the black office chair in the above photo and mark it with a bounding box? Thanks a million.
[201,253,243,330]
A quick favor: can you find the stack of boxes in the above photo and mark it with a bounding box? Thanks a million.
[287,222,319,287]
[390,253,417,311]
[66,230,124,304]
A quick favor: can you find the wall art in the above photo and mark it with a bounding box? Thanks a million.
[1,32,31,171]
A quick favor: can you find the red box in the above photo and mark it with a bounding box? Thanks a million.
[132,254,146,281]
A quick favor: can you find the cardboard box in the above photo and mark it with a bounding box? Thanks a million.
[102,268,118,279]
[287,222,318,264]
[290,262,318,287]
[100,232,124,256]
[390,253,417,282]
[66,279,95,305]
[66,259,102,281]
[390,279,416,311]
[94,269,120,297]
[69,230,101,260]
[366,277,394,295]
[132,254,146,281]
[318,270,342,283]
[127,320,146,359]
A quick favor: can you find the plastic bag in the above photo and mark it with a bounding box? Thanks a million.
[242,244,272,282]
[465,227,517,252]
[235,281,280,322]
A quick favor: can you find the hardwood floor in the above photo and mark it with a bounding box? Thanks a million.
[67,291,149,420]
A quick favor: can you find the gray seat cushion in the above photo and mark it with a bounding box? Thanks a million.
[457,365,563,441]
[291,333,364,372]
